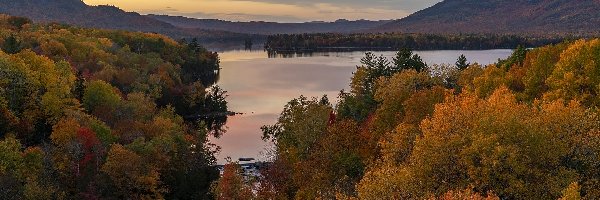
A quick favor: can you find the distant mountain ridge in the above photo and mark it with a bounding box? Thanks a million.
[374,0,600,35]
[0,0,389,39]
[148,15,391,35]
[0,0,176,33]
[2,0,596,42]
[0,0,265,49]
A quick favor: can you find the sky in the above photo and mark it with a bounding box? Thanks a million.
[82,0,442,23]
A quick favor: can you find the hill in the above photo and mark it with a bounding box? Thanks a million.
[374,0,600,35]
[0,15,226,199]
[0,0,253,43]
[148,15,391,35]
[0,0,175,33]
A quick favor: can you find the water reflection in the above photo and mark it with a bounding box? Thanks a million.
[212,49,513,164]
[268,51,315,58]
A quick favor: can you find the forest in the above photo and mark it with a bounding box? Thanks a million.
[4,13,600,200]
[0,15,228,199]
[265,33,569,53]
[215,39,600,200]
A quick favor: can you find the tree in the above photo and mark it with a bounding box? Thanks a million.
[455,54,469,70]
[0,136,56,199]
[73,71,86,101]
[82,80,121,120]
[353,52,392,96]
[211,163,254,200]
[544,39,600,107]
[0,136,24,197]
[1,35,21,54]
[6,16,32,30]
[437,189,500,200]
[393,48,427,72]
[201,86,229,138]
[372,70,437,136]
[260,96,332,198]
[560,182,581,200]
[520,42,568,102]
[262,96,332,160]
[0,16,229,199]
[412,88,584,198]
[181,47,220,87]
[498,45,527,70]
[101,144,164,199]
[161,122,220,200]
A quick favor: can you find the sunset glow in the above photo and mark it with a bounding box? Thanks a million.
[82,0,441,22]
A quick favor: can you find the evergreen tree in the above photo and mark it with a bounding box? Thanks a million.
[456,54,470,70]
[73,71,86,101]
[498,45,528,70]
[1,35,21,54]
[393,48,427,72]
[7,16,31,31]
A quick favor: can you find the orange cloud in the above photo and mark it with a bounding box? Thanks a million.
[82,0,411,22]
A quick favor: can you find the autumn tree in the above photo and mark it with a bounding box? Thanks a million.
[0,15,227,199]
[544,39,600,107]
[520,42,568,102]
[498,45,527,70]
[82,80,121,122]
[101,144,164,199]
[359,87,596,199]
[260,96,333,198]
[211,163,254,200]
[0,136,58,199]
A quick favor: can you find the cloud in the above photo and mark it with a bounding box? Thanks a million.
[249,0,442,11]
[146,10,307,22]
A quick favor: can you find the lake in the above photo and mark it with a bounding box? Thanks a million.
[211,49,513,164]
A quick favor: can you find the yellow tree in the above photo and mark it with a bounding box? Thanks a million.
[359,87,596,199]
[101,144,164,199]
[545,39,600,107]
[211,163,254,200]
[521,42,569,101]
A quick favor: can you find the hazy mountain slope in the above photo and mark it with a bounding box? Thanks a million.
[0,0,175,33]
[148,15,391,35]
[0,0,252,42]
[374,0,600,35]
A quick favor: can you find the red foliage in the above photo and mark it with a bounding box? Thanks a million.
[327,111,337,126]
[77,127,101,167]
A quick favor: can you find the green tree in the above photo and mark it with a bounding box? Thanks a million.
[456,54,469,70]
[82,80,121,117]
[393,48,427,72]
[498,45,527,70]
[1,35,21,54]
[6,16,32,30]
[353,52,392,95]
[262,96,332,160]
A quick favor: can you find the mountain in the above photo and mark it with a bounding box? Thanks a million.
[0,0,388,37]
[0,0,253,43]
[0,0,175,33]
[374,0,600,35]
[148,15,391,35]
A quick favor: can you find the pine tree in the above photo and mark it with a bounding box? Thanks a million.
[1,35,21,54]
[456,54,470,70]
[73,71,86,101]
[393,48,427,72]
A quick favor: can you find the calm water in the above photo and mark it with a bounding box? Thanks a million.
[211,49,513,164]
